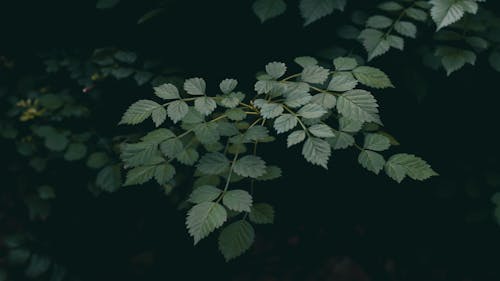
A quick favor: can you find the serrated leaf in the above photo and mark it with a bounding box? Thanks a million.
[186,202,227,244]
[184,78,206,96]
[337,90,381,124]
[223,190,253,212]
[358,150,385,174]
[160,138,184,158]
[328,72,358,92]
[388,35,404,50]
[260,103,284,119]
[283,82,311,108]
[310,93,337,109]
[220,92,245,109]
[256,166,282,181]
[124,165,156,186]
[359,29,391,61]
[308,124,335,138]
[152,107,167,127]
[352,66,393,89]
[197,152,230,175]
[233,155,267,178]
[166,100,189,123]
[363,133,390,151]
[189,185,223,203]
[385,153,438,182]
[274,114,298,134]
[154,83,180,100]
[244,126,270,142]
[406,7,428,21]
[226,108,247,121]
[176,148,199,166]
[154,163,176,185]
[430,0,465,30]
[395,21,417,38]
[300,0,344,26]
[298,103,327,119]
[218,220,255,261]
[435,46,476,75]
[120,100,161,125]
[194,97,217,116]
[339,116,363,132]
[366,15,393,28]
[252,0,287,23]
[142,128,175,144]
[302,137,331,168]
[294,56,318,68]
[326,131,354,149]
[96,165,122,192]
[301,65,329,84]
[287,130,306,147]
[265,62,287,79]
[333,57,358,70]
[219,79,238,94]
[249,203,275,224]
[378,1,403,11]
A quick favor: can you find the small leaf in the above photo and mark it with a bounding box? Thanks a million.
[326,132,355,149]
[176,148,199,166]
[64,143,87,161]
[152,107,167,127]
[301,65,329,84]
[186,202,227,244]
[385,153,438,182]
[310,93,336,109]
[366,15,393,28]
[359,29,391,61]
[223,190,253,212]
[96,165,122,192]
[194,97,217,116]
[394,21,417,38]
[252,0,287,23]
[154,83,180,100]
[430,0,465,30]
[167,100,189,123]
[219,79,238,94]
[352,66,393,89]
[287,130,307,147]
[265,62,287,79]
[363,133,391,151]
[328,72,358,92]
[260,103,284,119]
[233,155,267,178]
[302,137,331,168]
[298,103,327,119]
[358,150,385,174]
[337,90,381,124]
[333,57,358,70]
[309,124,335,138]
[184,78,206,96]
[249,203,275,224]
[294,56,318,68]
[218,220,255,261]
[197,152,230,175]
[189,185,223,203]
[154,163,176,185]
[124,165,156,186]
[120,100,160,125]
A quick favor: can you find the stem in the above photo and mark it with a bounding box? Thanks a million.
[310,86,340,96]
[280,73,301,82]
[283,105,310,137]
[218,152,239,201]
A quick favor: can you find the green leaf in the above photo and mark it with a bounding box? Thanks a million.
[302,137,331,168]
[37,185,56,200]
[134,71,154,85]
[378,1,404,11]
[435,46,476,75]
[184,78,206,96]
[120,100,161,125]
[358,150,385,174]
[366,15,393,28]
[220,92,245,108]
[167,100,189,123]
[328,72,358,92]
[352,66,393,89]
[223,190,253,212]
[194,122,220,144]
[197,152,230,175]
[395,21,417,38]
[300,0,344,26]
[186,202,227,244]
[160,138,184,158]
[260,103,284,119]
[283,83,311,108]
[406,7,428,21]
[218,220,255,261]
[96,0,120,9]
[252,0,287,23]
[249,203,275,224]
[233,155,267,178]
[326,131,355,149]
[182,107,205,124]
[154,163,176,185]
[152,107,167,127]
[339,116,363,133]
[359,29,390,61]
[388,35,404,50]
[141,128,175,144]
[287,130,307,147]
[333,57,358,70]
[189,185,223,203]
[44,132,69,152]
[337,90,381,124]
[256,166,282,181]
[194,97,217,116]
[363,133,390,151]
[309,124,335,138]
[430,0,465,30]
[274,114,298,134]
[298,103,327,119]
[96,165,122,192]
[294,56,318,68]
[301,65,329,84]
[154,83,180,100]
[226,108,247,121]
[64,143,87,161]
[244,126,270,142]
[124,165,156,186]
[385,153,438,182]
[176,148,199,166]
[86,152,109,169]
[265,62,287,79]
[310,93,337,109]
[219,78,238,94]
[121,142,162,167]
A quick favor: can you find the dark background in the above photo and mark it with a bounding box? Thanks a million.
[1,1,500,280]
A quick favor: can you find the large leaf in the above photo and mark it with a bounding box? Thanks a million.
[218,220,255,261]
[430,0,467,30]
[186,202,227,244]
